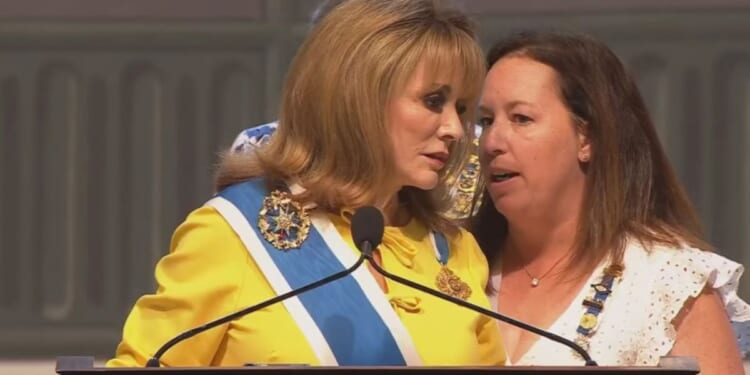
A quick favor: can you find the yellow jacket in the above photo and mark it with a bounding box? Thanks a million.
[107,205,505,367]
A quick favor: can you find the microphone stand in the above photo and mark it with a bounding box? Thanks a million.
[362,252,598,366]
[146,254,367,367]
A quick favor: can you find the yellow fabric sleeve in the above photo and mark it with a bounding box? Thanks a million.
[107,206,248,366]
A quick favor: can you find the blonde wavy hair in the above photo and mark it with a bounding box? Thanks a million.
[216,0,485,235]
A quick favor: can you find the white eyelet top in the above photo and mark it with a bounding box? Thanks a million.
[489,240,750,366]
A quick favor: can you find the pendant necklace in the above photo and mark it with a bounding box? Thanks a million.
[521,253,568,287]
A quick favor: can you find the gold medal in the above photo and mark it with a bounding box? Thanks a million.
[579,313,598,330]
[435,266,472,300]
[257,190,310,250]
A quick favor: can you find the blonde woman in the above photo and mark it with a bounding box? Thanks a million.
[108,0,504,367]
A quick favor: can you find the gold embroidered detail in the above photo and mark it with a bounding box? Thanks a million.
[257,190,310,250]
[435,266,472,300]
[389,296,422,313]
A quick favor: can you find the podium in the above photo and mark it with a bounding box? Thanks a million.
[55,357,700,375]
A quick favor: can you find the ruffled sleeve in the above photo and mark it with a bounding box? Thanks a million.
[636,246,750,363]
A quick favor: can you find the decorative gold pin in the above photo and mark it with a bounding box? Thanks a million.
[435,266,472,300]
[258,190,310,250]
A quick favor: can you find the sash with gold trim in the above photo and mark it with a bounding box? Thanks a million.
[207,179,434,366]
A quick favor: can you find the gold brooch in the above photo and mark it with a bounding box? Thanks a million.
[435,266,472,300]
[257,190,310,250]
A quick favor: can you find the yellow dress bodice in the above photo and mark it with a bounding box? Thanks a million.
[106,205,505,367]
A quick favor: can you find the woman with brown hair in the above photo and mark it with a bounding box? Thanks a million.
[473,30,748,373]
[107,0,505,367]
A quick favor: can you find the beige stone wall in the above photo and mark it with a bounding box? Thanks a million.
[1,0,749,362]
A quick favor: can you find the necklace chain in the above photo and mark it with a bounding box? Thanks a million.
[521,253,568,287]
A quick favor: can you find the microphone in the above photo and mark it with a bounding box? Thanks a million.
[351,206,598,366]
[351,205,385,258]
[145,214,382,367]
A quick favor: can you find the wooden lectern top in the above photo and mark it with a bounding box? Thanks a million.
[56,356,700,375]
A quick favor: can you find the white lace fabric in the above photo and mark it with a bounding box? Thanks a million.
[491,241,750,366]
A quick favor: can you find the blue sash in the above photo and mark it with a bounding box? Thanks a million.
[213,179,440,365]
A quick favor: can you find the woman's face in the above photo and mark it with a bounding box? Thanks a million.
[478,56,590,222]
[386,60,467,191]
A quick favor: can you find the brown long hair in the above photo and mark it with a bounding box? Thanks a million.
[215,0,486,235]
[472,31,712,274]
